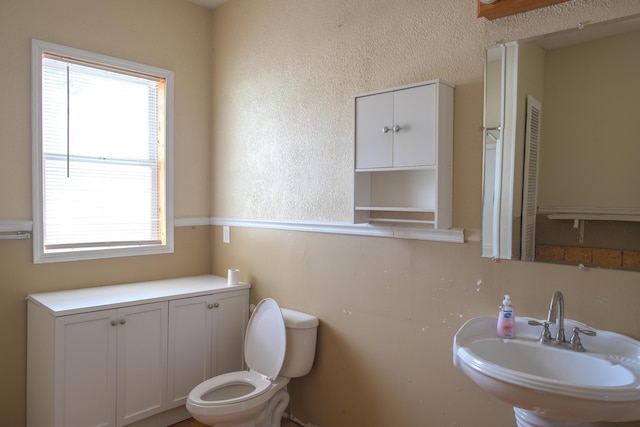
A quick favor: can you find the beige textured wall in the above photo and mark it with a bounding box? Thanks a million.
[540,29,640,209]
[212,228,640,426]
[209,0,640,231]
[0,1,212,425]
[0,0,212,220]
[209,1,640,426]
[3,0,640,426]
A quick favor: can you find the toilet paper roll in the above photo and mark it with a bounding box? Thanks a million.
[228,268,240,286]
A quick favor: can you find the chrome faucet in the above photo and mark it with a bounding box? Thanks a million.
[528,290,596,352]
[547,291,566,343]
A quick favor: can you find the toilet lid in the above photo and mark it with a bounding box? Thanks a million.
[244,298,286,380]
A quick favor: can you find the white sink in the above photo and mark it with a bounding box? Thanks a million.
[453,317,640,427]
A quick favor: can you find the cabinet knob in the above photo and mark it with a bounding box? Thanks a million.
[393,125,401,133]
[208,302,220,309]
[110,320,117,326]
[382,126,391,134]
[119,319,126,325]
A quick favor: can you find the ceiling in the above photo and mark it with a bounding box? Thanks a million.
[186,0,229,9]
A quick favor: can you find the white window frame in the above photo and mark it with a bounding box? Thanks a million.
[31,39,174,263]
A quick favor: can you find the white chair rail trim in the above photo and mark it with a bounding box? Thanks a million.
[208,217,465,243]
[1,218,464,243]
[0,219,33,232]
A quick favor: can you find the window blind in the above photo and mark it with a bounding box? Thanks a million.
[41,54,165,250]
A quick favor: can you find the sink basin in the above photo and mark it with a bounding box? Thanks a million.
[469,338,636,388]
[453,317,640,427]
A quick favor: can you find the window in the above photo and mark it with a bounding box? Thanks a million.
[32,39,174,263]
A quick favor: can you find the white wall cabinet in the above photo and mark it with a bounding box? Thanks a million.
[354,80,454,229]
[27,275,250,427]
[355,84,437,169]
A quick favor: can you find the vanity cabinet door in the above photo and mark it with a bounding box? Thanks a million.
[55,310,118,427]
[54,302,168,427]
[116,302,168,426]
[210,289,250,376]
[167,289,249,408]
[167,295,213,408]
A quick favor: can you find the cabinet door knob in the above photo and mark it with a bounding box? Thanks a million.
[119,319,126,325]
[208,302,220,309]
[393,125,401,132]
[382,126,391,134]
[110,320,117,326]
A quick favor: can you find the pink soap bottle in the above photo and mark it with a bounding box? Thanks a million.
[497,294,516,339]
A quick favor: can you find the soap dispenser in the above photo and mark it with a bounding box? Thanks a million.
[497,294,516,338]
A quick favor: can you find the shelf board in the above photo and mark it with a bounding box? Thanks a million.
[355,206,436,213]
[547,213,640,223]
[364,218,435,225]
[355,165,436,173]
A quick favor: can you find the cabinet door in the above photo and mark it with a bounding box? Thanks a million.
[393,84,436,167]
[355,91,394,169]
[167,295,213,408]
[116,302,168,426]
[55,310,117,427]
[211,290,250,376]
[167,290,249,407]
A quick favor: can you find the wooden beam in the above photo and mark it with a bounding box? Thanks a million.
[477,0,571,20]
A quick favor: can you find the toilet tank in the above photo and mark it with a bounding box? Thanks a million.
[279,308,319,378]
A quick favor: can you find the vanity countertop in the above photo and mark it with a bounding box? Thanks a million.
[27,274,251,316]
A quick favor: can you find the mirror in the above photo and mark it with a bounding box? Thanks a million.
[482,14,640,270]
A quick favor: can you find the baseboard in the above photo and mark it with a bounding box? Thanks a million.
[128,406,190,427]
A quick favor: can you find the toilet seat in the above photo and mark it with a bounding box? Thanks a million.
[189,370,272,407]
[186,298,288,418]
[187,372,290,418]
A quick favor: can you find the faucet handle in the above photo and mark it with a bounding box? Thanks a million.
[572,326,596,337]
[528,320,552,341]
[569,326,596,352]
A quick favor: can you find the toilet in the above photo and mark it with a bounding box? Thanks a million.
[186,298,319,427]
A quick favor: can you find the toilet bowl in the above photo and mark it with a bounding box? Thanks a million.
[186,298,318,427]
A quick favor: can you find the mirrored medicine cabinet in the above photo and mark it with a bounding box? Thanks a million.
[481,14,640,270]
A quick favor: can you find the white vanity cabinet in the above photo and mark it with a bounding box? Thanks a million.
[167,289,249,408]
[50,302,168,427]
[354,80,454,229]
[27,275,250,427]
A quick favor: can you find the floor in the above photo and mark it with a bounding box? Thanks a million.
[171,417,300,427]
